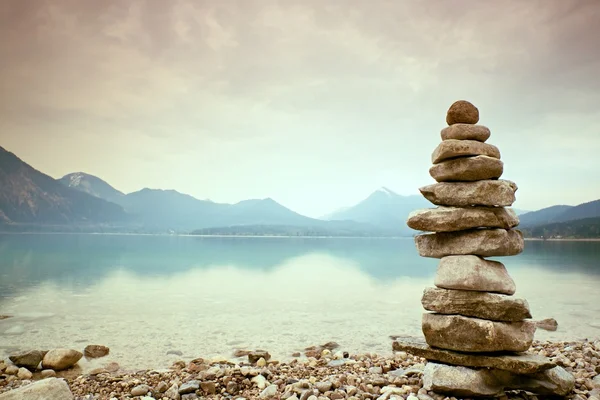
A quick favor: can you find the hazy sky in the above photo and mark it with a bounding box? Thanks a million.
[1,0,599,217]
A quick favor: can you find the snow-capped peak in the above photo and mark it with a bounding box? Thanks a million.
[66,172,86,187]
[377,186,397,197]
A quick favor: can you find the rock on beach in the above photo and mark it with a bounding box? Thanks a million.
[83,345,109,359]
[0,377,73,400]
[16,367,32,380]
[248,350,271,364]
[8,350,44,370]
[535,317,559,332]
[41,349,82,371]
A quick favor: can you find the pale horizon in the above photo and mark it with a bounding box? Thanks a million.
[2,144,586,218]
[1,0,599,218]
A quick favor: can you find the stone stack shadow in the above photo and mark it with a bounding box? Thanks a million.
[392,100,575,398]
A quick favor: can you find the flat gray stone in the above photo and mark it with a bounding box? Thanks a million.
[407,206,519,232]
[422,313,536,353]
[535,318,558,332]
[422,362,574,397]
[510,365,575,397]
[392,338,555,374]
[179,380,200,394]
[415,229,524,258]
[9,350,44,370]
[420,180,517,207]
[432,139,500,164]
[83,345,109,358]
[422,287,531,321]
[0,377,73,400]
[435,255,516,295]
[248,350,271,364]
[429,155,504,182]
[131,384,151,396]
[423,362,504,397]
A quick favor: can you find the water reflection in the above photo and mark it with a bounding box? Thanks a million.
[0,234,599,371]
[0,235,439,297]
[0,252,429,370]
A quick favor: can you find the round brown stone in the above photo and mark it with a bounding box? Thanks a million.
[446,100,479,125]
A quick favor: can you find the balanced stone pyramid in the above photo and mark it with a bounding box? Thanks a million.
[392,100,575,397]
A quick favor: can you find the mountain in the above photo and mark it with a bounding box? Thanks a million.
[119,189,330,231]
[0,146,127,225]
[512,208,531,216]
[519,200,600,228]
[58,177,342,232]
[114,188,224,230]
[518,205,574,227]
[59,172,124,204]
[320,206,350,220]
[553,199,600,223]
[221,198,320,227]
[323,187,431,234]
[56,172,405,234]
[521,216,600,239]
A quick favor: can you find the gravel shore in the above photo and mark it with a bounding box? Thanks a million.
[1,339,599,400]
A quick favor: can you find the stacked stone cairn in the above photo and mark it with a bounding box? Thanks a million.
[393,100,576,398]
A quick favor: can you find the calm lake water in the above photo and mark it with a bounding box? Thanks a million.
[0,234,599,371]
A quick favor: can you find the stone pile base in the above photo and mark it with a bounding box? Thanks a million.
[393,338,575,397]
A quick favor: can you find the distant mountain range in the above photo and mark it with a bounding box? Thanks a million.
[521,216,600,239]
[1,145,598,237]
[512,208,532,216]
[322,187,430,236]
[0,147,404,235]
[518,201,600,228]
[0,147,127,225]
[517,200,600,238]
[57,171,358,232]
[59,172,125,204]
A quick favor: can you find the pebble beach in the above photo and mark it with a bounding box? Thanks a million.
[1,339,599,400]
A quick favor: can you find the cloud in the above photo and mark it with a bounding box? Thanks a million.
[0,0,599,216]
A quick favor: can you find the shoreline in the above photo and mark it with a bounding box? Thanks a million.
[0,231,411,239]
[1,339,599,400]
[1,231,600,241]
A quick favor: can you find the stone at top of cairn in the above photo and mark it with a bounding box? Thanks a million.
[441,101,489,142]
[445,100,479,125]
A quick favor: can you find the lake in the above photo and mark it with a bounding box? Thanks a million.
[0,234,599,372]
